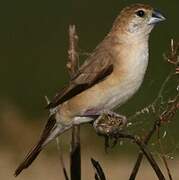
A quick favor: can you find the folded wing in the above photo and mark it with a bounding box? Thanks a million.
[47,45,114,109]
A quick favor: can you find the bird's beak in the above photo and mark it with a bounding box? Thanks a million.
[148,10,166,25]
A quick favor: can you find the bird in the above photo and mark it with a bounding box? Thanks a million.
[14,3,166,176]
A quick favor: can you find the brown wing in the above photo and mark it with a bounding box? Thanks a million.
[47,44,114,109]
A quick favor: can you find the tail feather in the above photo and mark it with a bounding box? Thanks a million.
[14,143,42,176]
[14,115,56,177]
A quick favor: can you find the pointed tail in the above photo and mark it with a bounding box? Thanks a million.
[14,142,42,176]
[14,115,57,177]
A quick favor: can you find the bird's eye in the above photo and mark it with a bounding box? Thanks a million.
[135,10,145,17]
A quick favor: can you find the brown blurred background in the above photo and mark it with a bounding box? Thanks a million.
[0,0,178,179]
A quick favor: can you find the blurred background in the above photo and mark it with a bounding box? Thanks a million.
[0,0,178,179]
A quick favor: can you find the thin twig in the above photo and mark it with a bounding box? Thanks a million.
[91,158,106,180]
[153,72,174,106]
[67,24,79,78]
[157,94,179,180]
[129,121,158,180]
[67,24,81,180]
[112,133,166,180]
[56,138,69,180]
[157,128,173,180]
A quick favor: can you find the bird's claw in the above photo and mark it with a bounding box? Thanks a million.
[93,110,127,151]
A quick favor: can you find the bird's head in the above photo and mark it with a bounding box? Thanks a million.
[112,4,166,40]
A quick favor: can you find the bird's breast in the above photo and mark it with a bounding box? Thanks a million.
[103,43,149,109]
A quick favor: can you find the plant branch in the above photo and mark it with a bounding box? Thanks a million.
[91,158,106,180]
[157,128,173,180]
[67,24,79,78]
[56,137,69,180]
[117,133,165,180]
[70,126,81,180]
[67,24,81,180]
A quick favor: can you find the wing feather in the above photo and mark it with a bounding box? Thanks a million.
[47,43,114,109]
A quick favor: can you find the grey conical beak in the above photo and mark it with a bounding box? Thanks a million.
[148,10,166,25]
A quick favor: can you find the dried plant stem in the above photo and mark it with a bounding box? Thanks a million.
[129,119,159,180]
[70,126,81,180]
[67,25,81,180]
[91,158,106,180]
[157,129,173,180]
[112,133,166,180]
[67,25,79,78]
[56,138,69,180]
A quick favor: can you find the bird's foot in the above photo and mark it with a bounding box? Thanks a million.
[93,110,127,151]
[93,110,127,135]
